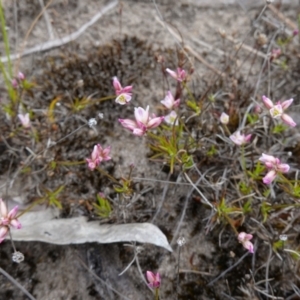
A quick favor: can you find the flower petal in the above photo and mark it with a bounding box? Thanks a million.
[166,68,178,80]
[161,91,174,109]
[18,113,31,128]
[243,240,254,253]
[0,226,8,243]
[146,271,161,288]
[0,199,8,217]
[244,134,252,143]
[262,95,274,109]
[119,119,138,131]
[277,163,290,173]
[115,93,131,105]
[146,271,155,283]
[132,128,146,136]
[164,111,178,126]
[259,153,277,165]
[281,113,296,127]
[7,206,18,219]
[147,116,164,129]
[86,159,96,171]
[238,232,246,241]
[113,77,122,94]
[122,86,132,94]
[263,169,277,184]
[220,112,229,125]
[91,145,99,161]
[281,98,293,110]
[10,219,22,229]
[270,104,283,118]
[244,234,253,241]
[177,68,187,82]
[230,131,243,145]
[134,106,149,125]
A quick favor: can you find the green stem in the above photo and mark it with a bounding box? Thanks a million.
[16,198,46,219]
[277,173,291,185]
[56,160,86,166]
[154,288,159,300]
[223,124,231,136]
[0,0,17,106]
[96,167,122,186]
[223,213,238,235]
[182,81,196,102]
[91,95,116,104]
[240,145,246,173]
[0,0,12,77]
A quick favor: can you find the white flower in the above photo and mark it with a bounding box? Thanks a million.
[164,111,179,126]
[220,112,229,125]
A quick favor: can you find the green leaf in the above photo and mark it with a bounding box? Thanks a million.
[206,145,217,157]
[239,181,252,194]
[94,194,112,218]
[273,239,284,252]
[261,201,271,223]
[186,100,200,114]
[272,123,287,134]
[242,200,252,214]
[246,113,259,125]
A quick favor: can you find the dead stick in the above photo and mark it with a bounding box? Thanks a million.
[155,16,224,76]
[184,45,225,76]
[223,32,267,60]
[0,0,118,63]
[268,4,297,30]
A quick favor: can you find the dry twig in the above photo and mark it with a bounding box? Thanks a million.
[267,4,298,30]
[0,0,118,64]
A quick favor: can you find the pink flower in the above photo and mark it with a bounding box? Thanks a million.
[11,78,18,88]
[238,232,254,253]
[166,68,187,82]
[86,144,111,171]
[270,48,281,61]
[119,106,164,136]
[164,110,179,126]
[18,72,25,81]
[229,131,252,146]
[0,198,22,243]
[113,77,133,105]
[254,105,262,114]
[161,91,180,109]
[220,112,229,125]
[259,153,290,184]
[18,113,31,128]
[262,96,296,127]
[146,271,161,289]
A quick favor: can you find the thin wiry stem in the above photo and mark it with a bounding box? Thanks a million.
[0,1,118,64]
[208,252,249,286]
[76,254,131,300]
[132,176,191,186]
[183,171,215,210]
[179,269,213,276]
[0,267,36,300]
[265,244,273,295]
[253,286,284,300]
[171,171,204,246]
[151,173,171,223]
[176,245,181,300]
[38,0,54,39]
[220,292,235,300]
[253,28,282,100]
